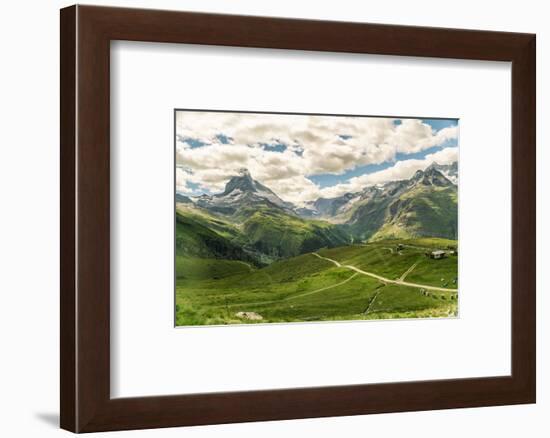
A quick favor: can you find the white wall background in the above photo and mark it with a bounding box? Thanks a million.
[0,0,546,437]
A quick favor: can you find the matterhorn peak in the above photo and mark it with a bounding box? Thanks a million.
[223,168,257,195]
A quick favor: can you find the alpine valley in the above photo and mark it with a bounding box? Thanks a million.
[176,163,458,266]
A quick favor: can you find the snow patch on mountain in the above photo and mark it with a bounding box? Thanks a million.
[191,168,295,214]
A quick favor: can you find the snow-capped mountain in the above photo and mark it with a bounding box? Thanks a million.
[312,192,361,217]
[176,162,458,221]
[189,168,295,215]
[175,162,458,260]
[336,165,457,241]
[411,165,454,187]
[426,161,458,185]
[301,161,458,220]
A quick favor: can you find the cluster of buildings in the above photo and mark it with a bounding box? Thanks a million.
[393,243,458,259]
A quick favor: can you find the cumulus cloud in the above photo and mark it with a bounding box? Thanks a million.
[317,147,459,199]
[390,120,459,153]
[175,111,458,205]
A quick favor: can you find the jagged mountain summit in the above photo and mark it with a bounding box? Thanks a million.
[426,161,458,185]
[342,166,458,241]
[222,168,269,196]
[301,161,458,220]
[411,165,454,187]
[290,163,458,241]
[191,168,295,215]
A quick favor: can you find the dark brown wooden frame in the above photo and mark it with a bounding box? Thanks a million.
[60,5,536,433]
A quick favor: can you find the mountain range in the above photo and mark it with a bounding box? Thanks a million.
[176,163,458,265]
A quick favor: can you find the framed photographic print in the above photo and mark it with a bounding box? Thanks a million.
[60,5,536,433]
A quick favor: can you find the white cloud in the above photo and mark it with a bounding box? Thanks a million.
[317,147,459,199]
[425,146,459,164]
[175,111,458,204]
[390,120,459,153]
[266,175,321,205]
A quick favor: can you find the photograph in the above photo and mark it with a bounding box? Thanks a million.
[175,110,459,326]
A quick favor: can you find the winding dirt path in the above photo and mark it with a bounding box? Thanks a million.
[312,253,457,293]
[220,272,359,309]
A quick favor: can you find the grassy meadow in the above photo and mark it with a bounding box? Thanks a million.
[175,238,458,326]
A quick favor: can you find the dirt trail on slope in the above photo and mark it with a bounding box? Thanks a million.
[312,253,457,293]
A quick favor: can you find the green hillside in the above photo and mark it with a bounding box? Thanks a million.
[241,206,350,258]
[175,210,254,262]
[346,197,393,241]
[343,185,457,242]
[370,186,457,241]
[318,238,458,288]
[175,238,458,326]
[176,204,350,264]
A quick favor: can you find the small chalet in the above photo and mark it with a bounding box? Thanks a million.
[430,250,446,260]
